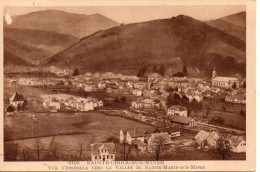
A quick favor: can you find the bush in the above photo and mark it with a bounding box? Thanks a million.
[240,110,246,116]
[209,116,225,125]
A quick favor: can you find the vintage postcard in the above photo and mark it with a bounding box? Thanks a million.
[0,0,256,171]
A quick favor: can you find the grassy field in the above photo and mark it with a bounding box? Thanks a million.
[198,100,246,130]
[207,110,246,130]
[4,111,155,160]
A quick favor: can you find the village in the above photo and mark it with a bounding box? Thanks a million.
[4,65,246,161]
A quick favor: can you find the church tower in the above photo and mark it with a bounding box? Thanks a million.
[212,67,217,79]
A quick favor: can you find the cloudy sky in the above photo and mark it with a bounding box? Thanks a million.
[4,6,245,23]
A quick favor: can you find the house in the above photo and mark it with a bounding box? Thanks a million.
[212,68,239,88]
[87,97,103,107]
[9,92,25,108]
[194,130,210,148]
[205,131,220,149]
[225,94,246,104]
[194,130,220,149]
[132,139,147,152]
[228,136,246,153]
[167,105,188,117]
[84,101,94,111]
[6,105,16,116]
[49,101,61,111]
[91,143,116,161]
[167,116,196,127]
[98,82,107,89]
[9,80,17,87]
[131,99,155,109]
[154,128,181,138]
[131,101,143,109]
[132,90,143,96]
[120,129,145,145]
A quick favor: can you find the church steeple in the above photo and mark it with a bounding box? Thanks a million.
[212,67,217,79]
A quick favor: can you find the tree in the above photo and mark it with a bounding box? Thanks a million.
[232,82,237,89]
[240,110,246,116]
[242,81,246,89]
[205,106,211,119]
[183,65,187,76]
[22,98,28,110]
[158,64,165,76]
[77,143,84,159]
[33,139,45,160]
[172,72,185,77]
[210,116,225,125]
[4,143,19,161]
[152,136,169,161]
[121,96,127,104]
[222,105,226,111]
[58,80,64,86]
[49,142,59,159]
[217,136,231,160]
[72,68,80,76]
[165,85,174,93]
[114,97,120,103]
[152,65,158,73]
[22,148,31,161]
[68,80,72,85]
[137,66,147,77]
[17,103,22,112]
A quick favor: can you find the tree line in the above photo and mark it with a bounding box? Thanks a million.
[137,64,188,77]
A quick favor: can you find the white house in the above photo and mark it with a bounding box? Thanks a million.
[91,143,116,161]
[98,82,106,89]
[132,89,143,97]
[228,136,246,153]
[84,101,94,111]
[167,105,188,117]
[120,129,145,145]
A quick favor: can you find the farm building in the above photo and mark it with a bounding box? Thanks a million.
[167,116,195,127]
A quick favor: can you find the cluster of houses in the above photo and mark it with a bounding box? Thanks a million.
[17,78,60,87]
[48,66,72,76]
[41,94,103,112]
[119,128,177,152]
[224,89,246,104]
[194,130,246,153]
[6,92,26,115]
[131,98,165,109]
[166,105,196,127]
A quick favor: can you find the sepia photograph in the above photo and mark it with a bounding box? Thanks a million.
[0,0,256,171]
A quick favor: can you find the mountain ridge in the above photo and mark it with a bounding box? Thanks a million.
[45,14,246,77]
[5,10,120,38]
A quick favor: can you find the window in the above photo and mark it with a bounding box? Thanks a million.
[107,155,109,159]
[243,143,246,146]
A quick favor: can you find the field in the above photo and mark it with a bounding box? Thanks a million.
[199,100,246,130]
[4,111,155,160]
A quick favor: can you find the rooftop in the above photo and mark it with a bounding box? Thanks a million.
[168,116,193,124]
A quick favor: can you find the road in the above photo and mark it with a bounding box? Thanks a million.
[196,122,245,135]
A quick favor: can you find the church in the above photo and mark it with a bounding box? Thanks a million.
[211,68,239,88]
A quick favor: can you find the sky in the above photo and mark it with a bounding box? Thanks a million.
[4,6,246,23]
